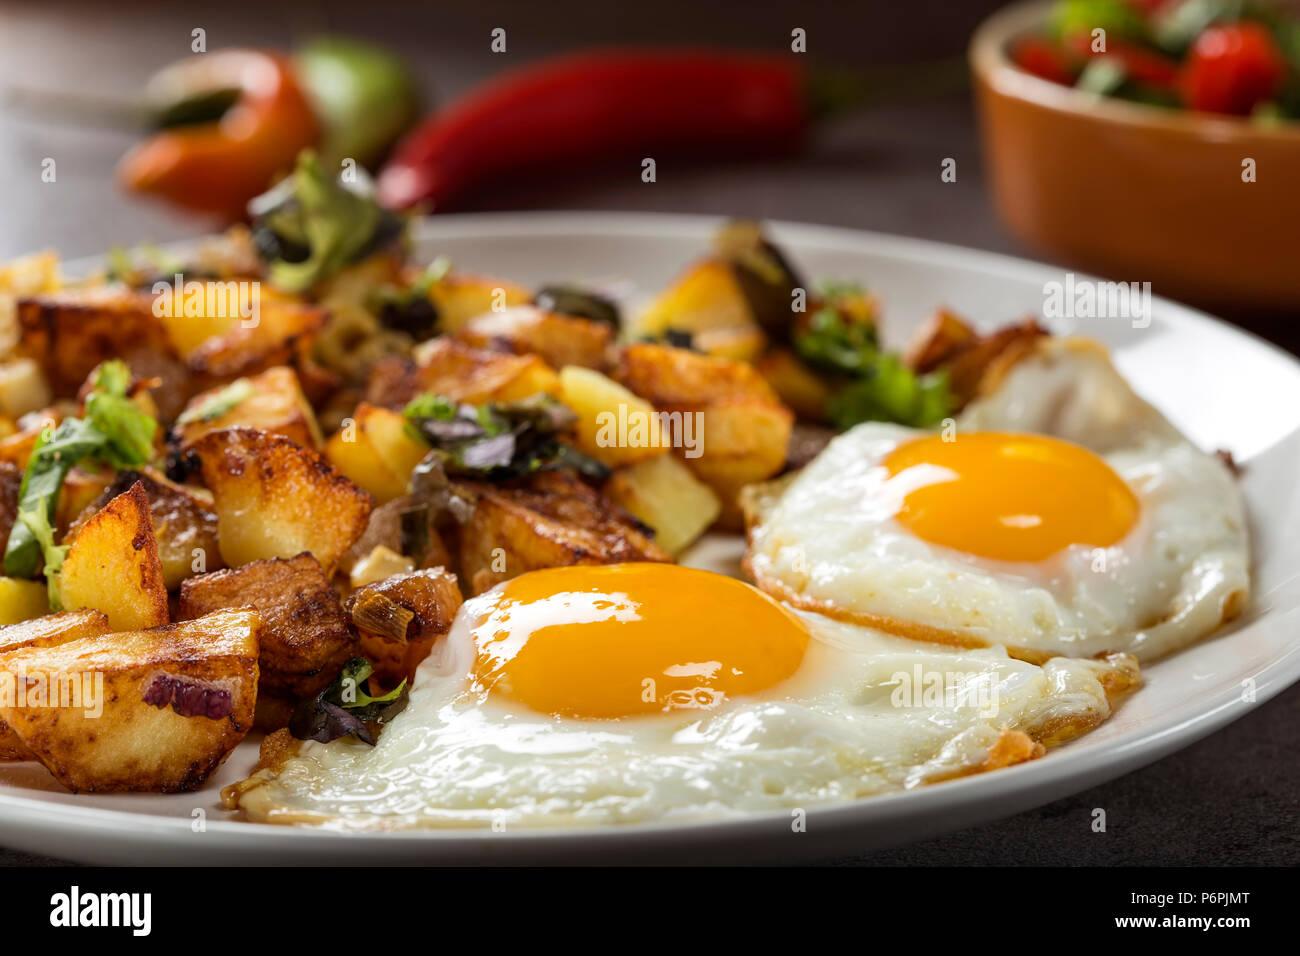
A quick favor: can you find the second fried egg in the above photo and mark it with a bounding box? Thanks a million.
[745,338,1249,662]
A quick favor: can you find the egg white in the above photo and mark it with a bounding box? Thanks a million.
[745,337,1250,662]
[230,586,1136,830]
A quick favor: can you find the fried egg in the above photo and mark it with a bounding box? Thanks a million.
[228,563,1136,829]
[745,337,1249,662]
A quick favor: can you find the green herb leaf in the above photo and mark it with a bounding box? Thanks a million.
[402,392,608,481]
[288,658,409,745]
[250,150,404,294]
[826,357,952,430]
[175,378,255,425]
[17,502,67,610]
[3,363,156,579]
[794,290,952,431]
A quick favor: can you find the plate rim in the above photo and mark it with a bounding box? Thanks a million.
[8,209,1298,862]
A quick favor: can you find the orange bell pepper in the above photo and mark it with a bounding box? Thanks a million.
[118,50,318,219]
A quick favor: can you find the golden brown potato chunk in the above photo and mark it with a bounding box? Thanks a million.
[59,482,169,632]
[190,428,373,573]
[15,288,193,421]
[905,314,1047,409]
[0,607,260,792]
[347,568,463,688]
[614,344,793,528]
[70,468,223,591]
[456,306,613,371]
[173,365,323,453]
[179,553,356,711]
[409,339,561,405]
[0,609,112,760]
[456,470,670,595]
[615,342,781,410]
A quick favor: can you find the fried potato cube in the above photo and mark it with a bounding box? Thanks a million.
[324,402,429,504]
[755,349,832,423]
[0,607,260,792]
[457,470,670,595]
[604,453,721,555]
[173,366,323,452]
[170,285,326,384]
[59,482,169,632]
[0,578,49,627]
[614,345,792,524]
[615,342,781,410]
[15,287,176,396]
[558,366,668,467]
[905,314,1047,409]
[0,358,52,418]
[428,273,532,335]
[179,553,356,706]
[688,399,794,527]
[0,608,113,759]
[409,339,561,405]
[70,469,223,591]
[191,428,374,573]
[457,306,613,371]
[347,568,463,688]
[625,259,765,361]
[903,307,978,373]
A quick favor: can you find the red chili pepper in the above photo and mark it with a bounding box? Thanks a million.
[1064,34,1180,90]
[1181,22,1287,115]
[1010,37,1079,86]
[377,49,809,211]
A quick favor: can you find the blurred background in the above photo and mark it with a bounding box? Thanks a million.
[0,0,1008,258]
[0,0,1296,867]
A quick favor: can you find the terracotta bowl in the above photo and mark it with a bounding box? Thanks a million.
[971,0,1300,312]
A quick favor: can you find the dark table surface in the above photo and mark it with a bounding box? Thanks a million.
[0,0,1295,867]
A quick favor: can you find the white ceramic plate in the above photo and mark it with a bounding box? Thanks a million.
[1,212,1297,865]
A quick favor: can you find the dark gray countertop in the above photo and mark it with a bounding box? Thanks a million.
[0,0,1294,867]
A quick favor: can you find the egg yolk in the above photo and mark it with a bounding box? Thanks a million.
[468,564,810,719]
[883,432,1139,563]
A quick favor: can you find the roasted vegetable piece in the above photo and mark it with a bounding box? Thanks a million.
[625,259,765,361]
[59,481,169,631]
[324,402,428,503]
[249,151,403,293]
[533,285,620,327]
[190,427,373,573]
[0,607,260,792]
[119,50,318,219]
[456,306,613,371]
[455,470,670,595]
[614,344,792,525]
[0,609,112,760]
[347,567,463,688]
[426,273,532,335]
[69,468,223,591]
[5,361,158,582]
[604,453,721,555]
[407,338,562,406]
[16,287,185,410]
[904,315,1047,410]
[288,656,408,745]
[403,392,609,481]
[179,552,357,726]
[558,365,668,467]
[173,365,323,452]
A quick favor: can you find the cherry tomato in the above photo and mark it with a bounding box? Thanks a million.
[1182,23,1287,115]
[1065,34,1181,90]
[1011,37,1078,85]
